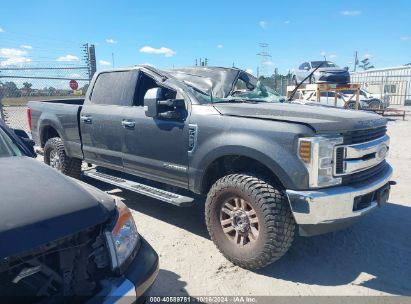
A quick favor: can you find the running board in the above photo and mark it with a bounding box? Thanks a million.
[83,169,194,207]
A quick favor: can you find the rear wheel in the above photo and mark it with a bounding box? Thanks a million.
[44,137,82,179]
[367,99,382,109]
[205,174,295,269]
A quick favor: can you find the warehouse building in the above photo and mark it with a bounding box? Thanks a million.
[350,65,411,106]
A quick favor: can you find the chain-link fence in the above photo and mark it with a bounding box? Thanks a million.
[258,75,293,97]
[0,65,91,131]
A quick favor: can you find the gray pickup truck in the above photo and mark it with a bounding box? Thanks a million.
[0,119,158,301]
[28,66,394,270]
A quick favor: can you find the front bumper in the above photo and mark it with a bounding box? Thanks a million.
[90,237,159,303]
[286,165,393,236]
[318,73,350,84]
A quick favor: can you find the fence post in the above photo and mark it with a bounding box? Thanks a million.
[0,86,5,122]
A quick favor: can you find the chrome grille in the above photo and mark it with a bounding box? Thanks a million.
[343,126,387,144]
[342,161,388,185]
[334,133,389,177]
[335,147,345,174]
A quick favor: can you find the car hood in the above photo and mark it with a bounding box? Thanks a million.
[213,102,387,132]
[0,157,116,259]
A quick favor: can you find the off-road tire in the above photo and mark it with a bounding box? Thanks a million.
[205,174,295,270]
[44,137,82,179]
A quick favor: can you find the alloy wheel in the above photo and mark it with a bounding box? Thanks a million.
[220,197,259,246]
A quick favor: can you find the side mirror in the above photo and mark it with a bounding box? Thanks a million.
[304,66,310,71]
[144,87,162,118]
[144,87,185,120]
[13,129,30,139]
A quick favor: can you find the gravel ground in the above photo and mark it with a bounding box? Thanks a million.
[38,116,411,297]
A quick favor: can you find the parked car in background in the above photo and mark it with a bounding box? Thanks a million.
[303,91,369,109]
[340,88,390,109]
[292,61,350,84]
[0,119,158,302]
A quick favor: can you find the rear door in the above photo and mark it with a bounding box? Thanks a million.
[80,70,138,170]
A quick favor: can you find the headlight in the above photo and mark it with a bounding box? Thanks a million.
[105,198,140,270]
[298,135,343,188]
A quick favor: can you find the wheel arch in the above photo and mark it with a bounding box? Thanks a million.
[40,123,62,147]
[194,149,290,195]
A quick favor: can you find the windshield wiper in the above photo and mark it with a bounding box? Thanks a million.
[213,98,266,104]
[287,62,324,101]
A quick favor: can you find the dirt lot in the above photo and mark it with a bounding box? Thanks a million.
[44,116,411,297]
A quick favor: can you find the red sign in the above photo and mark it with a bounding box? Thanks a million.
[69,79,78,90]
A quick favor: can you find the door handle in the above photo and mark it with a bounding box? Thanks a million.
[121,119,136,129]
[81,115,92,124]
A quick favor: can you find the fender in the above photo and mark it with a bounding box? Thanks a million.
[188,126,309,194]
[38,113,63,146]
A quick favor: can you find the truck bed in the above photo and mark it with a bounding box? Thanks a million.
[28,98,84,159]
[34,98,85,105]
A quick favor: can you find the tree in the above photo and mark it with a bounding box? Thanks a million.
[48,87,56,96]
[22,82,33,89]
[80,83,89,95]
[359,58,375,71]
[4,81,20,97]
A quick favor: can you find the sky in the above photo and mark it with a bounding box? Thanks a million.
[1,0,411,75]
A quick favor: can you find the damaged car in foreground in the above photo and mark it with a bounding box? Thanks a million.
[0,119,158,302]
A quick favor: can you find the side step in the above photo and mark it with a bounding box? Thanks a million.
[83,169,194,207]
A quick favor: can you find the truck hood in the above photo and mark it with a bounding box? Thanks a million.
[0,157,115,259]
[213,102,387,132]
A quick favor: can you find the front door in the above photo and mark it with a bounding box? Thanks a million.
[121,72,189,188]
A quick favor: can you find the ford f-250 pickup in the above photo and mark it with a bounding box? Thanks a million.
[28,66,394,270]
[0,119,158,302]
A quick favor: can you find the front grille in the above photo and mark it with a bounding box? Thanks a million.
[342,161,388,185]
[335,147,345,174]
[319,74,349,83]
[343,126,387,144]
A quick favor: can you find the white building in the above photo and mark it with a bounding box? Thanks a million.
[350,66,411,106]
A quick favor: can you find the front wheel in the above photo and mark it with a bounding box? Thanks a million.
[44,137,82,178]
[345,101,361,110]
[310,75,316,84]
[205,174,295,269]
[292,76,298,86]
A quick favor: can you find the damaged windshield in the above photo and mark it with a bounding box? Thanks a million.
[186,72,283,104]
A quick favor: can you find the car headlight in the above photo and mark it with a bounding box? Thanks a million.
[298,135,343,188]
[105,198,140,270]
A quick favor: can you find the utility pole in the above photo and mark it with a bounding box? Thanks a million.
[112,52,115,67]
[82,43,97,80]
[354,51,358,72]
[257,43,272,77]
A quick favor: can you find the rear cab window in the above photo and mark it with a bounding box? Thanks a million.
[90,71,138,106]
